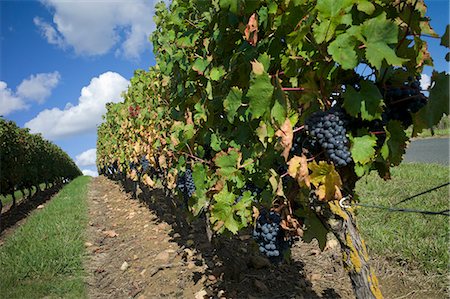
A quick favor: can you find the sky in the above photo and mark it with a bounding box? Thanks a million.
[1,0,449,177]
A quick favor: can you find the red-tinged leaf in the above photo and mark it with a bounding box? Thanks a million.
[275,118,293,161]
[244,13,258,46]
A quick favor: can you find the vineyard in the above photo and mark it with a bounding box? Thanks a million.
[0,118,82,216]
[96,1,449,298]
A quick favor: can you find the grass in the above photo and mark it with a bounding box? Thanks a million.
[1,183,47,207]
[0,176,91,299]
[356,163,449,277]
[405,127,450,138]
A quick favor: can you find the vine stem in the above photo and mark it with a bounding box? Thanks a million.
[369,131,386,135]
[282,87,306,91]
[181,151,212,165]
[293,125,305,133]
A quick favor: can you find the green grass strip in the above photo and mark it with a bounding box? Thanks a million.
[0,176,91,299]
[356,163,449,277]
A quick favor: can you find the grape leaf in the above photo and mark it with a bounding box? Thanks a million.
[213,148,241,177]
[250,60,264,75]
[275,118,293,161]
[343,81,384,121]
[313,0,353,43]
[386,120,408,166]
[413,71,450,135]
[360,13,408,70]
[356,1,375,15]
[256,121,268,148]
[440,25,449,48]
[288,155,310,187]
[223,87,243,123]
[210,188,240,234]
[209,66,226,81]
[349,134,377,164]
[219,0,238,14]
[192,58,209,75]
[328,32,358,70]
[247,73,274,119]
[309,161,342,201]
[271,78,288,126]
[296,208,328,250]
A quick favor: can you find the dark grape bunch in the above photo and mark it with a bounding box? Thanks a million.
[253,210,290,260]
[140,155,150,172]
[382,77,427,127]
[177,168,196,198]
[235,184,262,203]
[305,108,352,167]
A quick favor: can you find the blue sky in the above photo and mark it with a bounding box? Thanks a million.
[1,0,448,176]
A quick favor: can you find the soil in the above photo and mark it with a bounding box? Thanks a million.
[83,176,448,299]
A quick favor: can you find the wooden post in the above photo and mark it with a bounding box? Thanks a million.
[312,197,383,299]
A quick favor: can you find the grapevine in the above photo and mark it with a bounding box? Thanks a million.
[97,1,449,298]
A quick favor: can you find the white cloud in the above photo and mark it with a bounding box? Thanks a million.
[17,71,60,103]
[0,81,29,116]
[25,71,129,140]
[33,17,66,49]
[35,0,166,59]
[420,74,431,90]
[75,148,97,167]
[82,169,98,177]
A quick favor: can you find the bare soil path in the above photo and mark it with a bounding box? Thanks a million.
[85,176,445,299]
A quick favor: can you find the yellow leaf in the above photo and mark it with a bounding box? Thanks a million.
[251,60,264,75]
[309,161,342,201]
[287,155,310,187]
[143,174,156,187]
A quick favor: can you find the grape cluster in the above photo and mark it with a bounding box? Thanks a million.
[177,168,196,198]
[253,210,289,259]
[305,108,352,167]
[382,77,427,127]
[140,155,150,172]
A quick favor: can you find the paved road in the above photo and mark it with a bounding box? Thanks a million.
[404,137,449,165]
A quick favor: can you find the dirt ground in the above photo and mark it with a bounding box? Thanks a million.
[84,176,446,299]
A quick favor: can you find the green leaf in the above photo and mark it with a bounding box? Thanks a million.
[356,1,375,15]
[440,25,449,48]
[214,149,241,177]
[360,13,408,70]
[209,66,226,81]
[256,121,268,148]
[350,134,377,164]
[223,87,243,123]
[271,79,288,126]
[210,133,222,152]
[247,73,274,119]
[313,0,354,43]
[343,80,384,121]
[365,43,408,70]
[219,0,238,14]
[192,58,209,75]
[413,71,449,135]
[328,32,358,70]
[296,208,328,250]
[211,188,240,234]
[386,120,408,166]
[258,53,271,72]
[192,163,207,193]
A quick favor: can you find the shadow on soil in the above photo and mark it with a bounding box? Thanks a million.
[0,185,62,234]
[117,177,341,299]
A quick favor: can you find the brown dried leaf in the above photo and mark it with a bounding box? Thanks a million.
[244,13,258,46]
[275,118,293,161]
[103,230,118,238]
